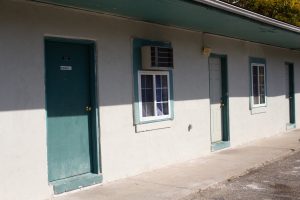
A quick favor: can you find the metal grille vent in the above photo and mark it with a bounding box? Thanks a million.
[150,46,173,68]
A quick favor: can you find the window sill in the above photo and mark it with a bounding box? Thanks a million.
[251,106,267,115]
[135,119,173,133]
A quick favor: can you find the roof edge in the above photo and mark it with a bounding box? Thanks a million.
[193,0,300,34]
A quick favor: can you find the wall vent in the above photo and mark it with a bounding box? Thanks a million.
[141,46,174,70]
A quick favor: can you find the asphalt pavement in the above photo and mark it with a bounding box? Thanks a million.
[188,151,300,200]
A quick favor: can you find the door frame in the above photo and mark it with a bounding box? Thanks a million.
[286,62,296,128]
[44,37,102,192]
[209,54,230,151]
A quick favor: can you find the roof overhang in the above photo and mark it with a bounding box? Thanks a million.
[32,0,300,51]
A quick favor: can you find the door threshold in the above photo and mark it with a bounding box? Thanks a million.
[286,123,296,131]
[211,141,231,152]
[51,173,103,194]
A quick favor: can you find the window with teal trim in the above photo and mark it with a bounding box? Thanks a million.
[133,38,174,124]
[250,59,267,108]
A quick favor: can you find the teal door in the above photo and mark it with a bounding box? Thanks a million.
[45,40,93,182]
[288,64,295,124]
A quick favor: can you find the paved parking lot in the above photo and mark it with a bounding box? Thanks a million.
[189,151,300,200]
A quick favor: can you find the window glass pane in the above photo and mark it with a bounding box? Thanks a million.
[259,66,265,104]
[253,65,258,73]
[145,89,154,102]
[259,76,265,86]
[156,102,169,116]
[252,66,259,104]
[253,96,259,104]
[141,75,154,103]
[142,89,153,103]
[155,75,169,116]
[162,89,168,101]
[260,94,265,104]
[141,75,153,88]
[141,75,151,89]
[146,75,153,88]
[141,75,154,117]
[259,86,265,97]
[163,103,169,115]
[157,103,163,116]
[156,90,169,102]
[141,75,146,88]
[259,66,264,76]
[142,102,154,117]
[156,89,162,102]
[156,75,169,103]
[142,89,146,102]
[162,75,168,88]
[156,75,162,88]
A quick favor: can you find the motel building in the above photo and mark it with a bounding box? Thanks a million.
[1,0,300,199]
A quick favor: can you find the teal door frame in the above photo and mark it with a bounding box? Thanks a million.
[286,62,296,125]
[209,54,230,151]
[44,37,102,193]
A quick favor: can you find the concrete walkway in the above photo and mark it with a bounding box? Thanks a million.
[54,130,300,200]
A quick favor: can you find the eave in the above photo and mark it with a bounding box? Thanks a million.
[32,0,300,51]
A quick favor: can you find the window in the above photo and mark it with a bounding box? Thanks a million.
[251,63,266,107]
[133,38,174,125]
[138,71,171,122]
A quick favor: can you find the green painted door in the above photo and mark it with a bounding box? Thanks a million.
[288,64,295,124]
[46,40,93,182]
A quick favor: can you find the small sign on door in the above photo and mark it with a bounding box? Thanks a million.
[60,66,72,71]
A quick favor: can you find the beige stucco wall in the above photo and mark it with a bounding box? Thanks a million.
[0,1,299,199]
[204,35,300,145]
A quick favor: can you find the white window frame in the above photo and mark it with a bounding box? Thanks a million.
[138,70,171,122]
[251,63,267,108]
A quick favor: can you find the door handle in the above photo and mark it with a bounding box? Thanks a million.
[85,106,92,112]
[220,103,225,108]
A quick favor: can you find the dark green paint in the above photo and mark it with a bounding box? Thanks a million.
[132,38,174,124]
[249,57,266,65]
[35,0,300,51]
[210,54,230,144]
[46,37,102,174]
[220,56,230,142]
[288,63,295,124]
[52,173,102,194]
[45,39,100,184]
[87,42,102,174]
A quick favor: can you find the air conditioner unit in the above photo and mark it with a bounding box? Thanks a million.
[141,46,174,70]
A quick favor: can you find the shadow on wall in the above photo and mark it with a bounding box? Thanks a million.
[0,17,299,112]
[0,49,298,112]
[0,0,299,112]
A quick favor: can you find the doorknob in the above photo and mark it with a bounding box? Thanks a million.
[220,103,225,108]
[85,106,92,112]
